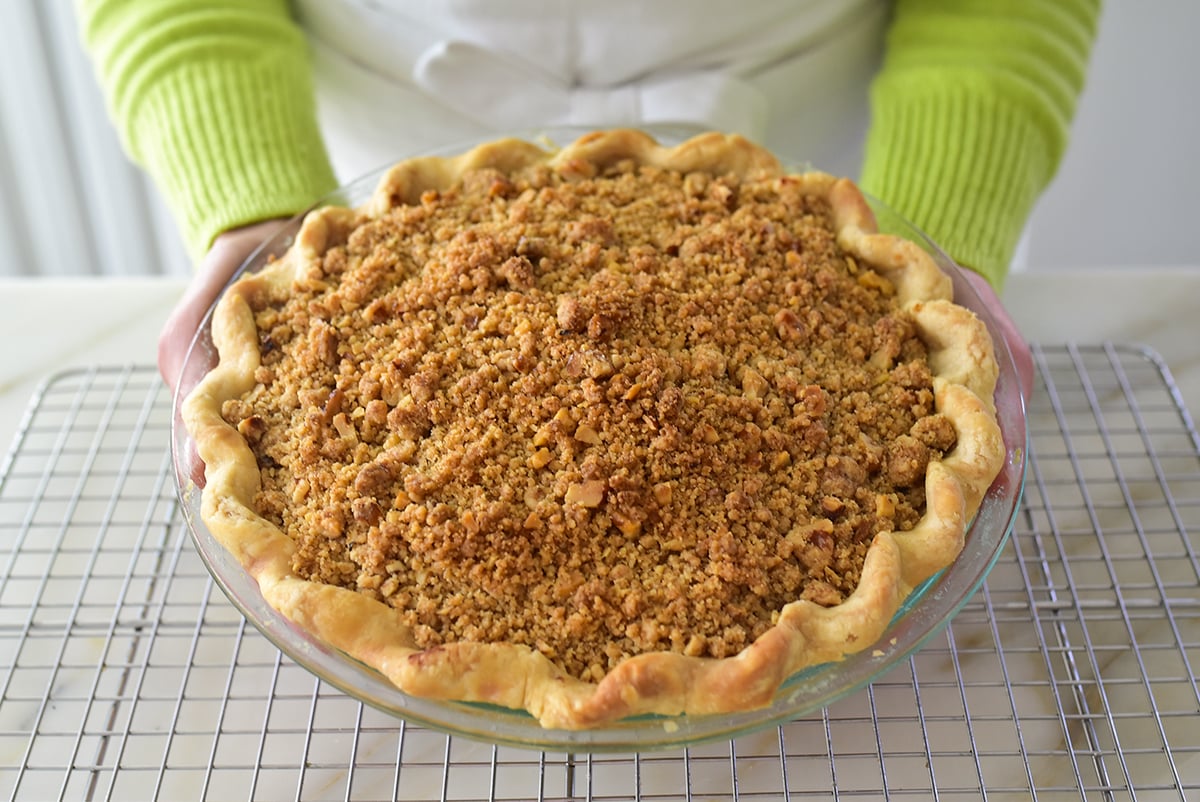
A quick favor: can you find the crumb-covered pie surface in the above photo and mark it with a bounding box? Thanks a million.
[183,129,1005,730]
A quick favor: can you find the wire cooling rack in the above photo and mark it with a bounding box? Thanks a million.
[0,344,1197,801]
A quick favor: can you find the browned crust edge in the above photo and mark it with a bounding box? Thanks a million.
[182,129,1006,730]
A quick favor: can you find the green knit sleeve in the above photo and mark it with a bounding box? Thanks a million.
[76,0,338,263]
[859,0,1101,289]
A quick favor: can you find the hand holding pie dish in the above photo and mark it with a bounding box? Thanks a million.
[178,129,1008,732]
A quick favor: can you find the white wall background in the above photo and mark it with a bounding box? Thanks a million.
[0,0,190,277]
[1023,0,1200,272]
[0,0,1196,277]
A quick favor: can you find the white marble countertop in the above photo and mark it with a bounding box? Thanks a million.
[3,268,1198,451]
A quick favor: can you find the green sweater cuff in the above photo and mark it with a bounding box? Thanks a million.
[858,0,1101,291]
[79,0,339,263]
[132,57,338,262]
[859,82,1053,291]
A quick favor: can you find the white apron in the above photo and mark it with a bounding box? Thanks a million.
[294,0,888,184]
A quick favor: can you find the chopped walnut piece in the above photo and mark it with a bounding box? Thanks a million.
[236,415,267,442]
[574,424,602,445]
[565,480,606,507]
[530,448,553,469]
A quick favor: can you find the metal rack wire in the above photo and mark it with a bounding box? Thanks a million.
[1,344,1197,801]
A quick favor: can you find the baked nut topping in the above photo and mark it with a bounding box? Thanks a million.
[184,129,1004,729]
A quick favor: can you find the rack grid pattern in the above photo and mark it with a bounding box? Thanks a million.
[1,344,1198,801]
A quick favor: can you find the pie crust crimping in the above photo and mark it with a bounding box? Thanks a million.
[183,129,1005,730]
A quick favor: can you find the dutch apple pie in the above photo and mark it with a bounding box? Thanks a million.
[182,129,1005,730]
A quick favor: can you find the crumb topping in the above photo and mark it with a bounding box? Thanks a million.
[223,158,956,681]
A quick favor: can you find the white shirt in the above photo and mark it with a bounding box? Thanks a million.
[294,0,888,182]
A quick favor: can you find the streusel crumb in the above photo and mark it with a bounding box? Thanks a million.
[223,159,956,681]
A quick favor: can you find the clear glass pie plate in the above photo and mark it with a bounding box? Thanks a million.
[170,128,1028,753]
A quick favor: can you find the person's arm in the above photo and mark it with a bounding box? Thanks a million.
[77,0,338,263]
[77,0,339,391]
[860,0,1101,291]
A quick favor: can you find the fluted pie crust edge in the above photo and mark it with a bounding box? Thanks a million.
[182,129,1005,730]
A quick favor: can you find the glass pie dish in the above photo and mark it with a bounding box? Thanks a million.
[170,129,1028,753]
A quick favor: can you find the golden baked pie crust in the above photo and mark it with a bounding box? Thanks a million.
[183,129,1004,730]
